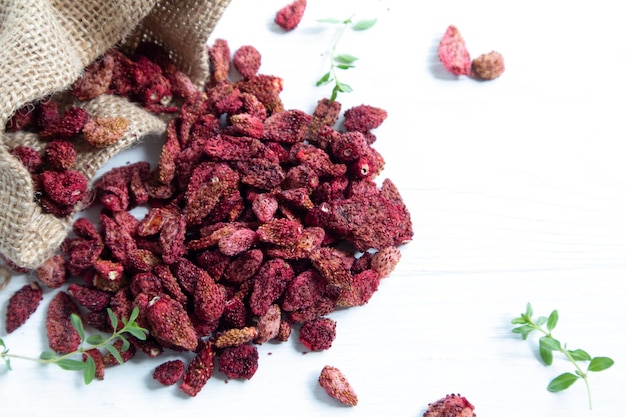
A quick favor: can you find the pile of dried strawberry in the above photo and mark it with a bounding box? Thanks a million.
[4,38,413,397]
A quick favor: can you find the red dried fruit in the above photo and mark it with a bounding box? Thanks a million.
[153,359,185,386]
[336,269,380,307]
[292,143,346,178]
[371,246,402,278]
[233,45,262,79]
[159,213,187,264]
[275,0,307,31]
[5,104,34,132]
[438,25,471,76]
[156,120,181,185]
[46,291,81,354]
[43,140,76,170]
[424,394,476,417]
[235,157,285,190]
[72,217,102,241]
[263,109,311,143]
[310,247,352,291]
[226,113,265,138]
[184,162,240,225]
[307,98,341,141]
[193,268,226,322]
[235,74,284,114]
[254,304,281,344]
[222,249,264,284]
[275,320,292,342]
[207,39,231,86]
[35,99,60,131]
[40,169,88,206]
[343,104,387,132]
[39,106,89,140]
[471,51,505,80]
[282,270,325,311]
[249,258,294,316]
[318,365,358,406]
[251,192,278,223]
[180,342,216,397]
[299,317,336,351]
[82,116,129,148]
[147,294,198,351]
[5,282,43,333]
[101,214,137,266]
[215,326,258,348]
[222,297,248,329]
[92,259,125,291]
[153,263,188,306]
[218,228,258,256]
[35,254,67,289]
[218,344,259,380]
[67,283,112,311]
[72,53,115,101]
[9,145,42,174]
[129,272,162,299]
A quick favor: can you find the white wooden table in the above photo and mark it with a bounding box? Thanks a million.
[1,1,625,416]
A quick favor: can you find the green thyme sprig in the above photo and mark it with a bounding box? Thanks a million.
[316,16,377,102]
[0,306,148,384]
[512,303,614,409]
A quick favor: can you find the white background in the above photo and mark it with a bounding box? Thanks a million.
[2,1,626,416]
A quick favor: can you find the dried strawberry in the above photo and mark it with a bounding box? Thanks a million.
[5,282,43,333]
[218,344,259,380]
[39,106,89,140]
[46,291,81,354]
[299,317,336,351]
[318,365,358,406]
[153,359,185,386]
[146,294,198,351]
[275,0,307,31]
[438,25,471,76]
[82,116,129,148]
[35,254,67,289]
[424,394,476,417]
[180,342,215,396]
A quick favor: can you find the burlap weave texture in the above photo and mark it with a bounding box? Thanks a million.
[0,0,230,270]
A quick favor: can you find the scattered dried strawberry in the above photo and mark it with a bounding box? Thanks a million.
[472,51,505,80]
[233,45,262,79]
[46,291,81,354]
[5,282,43,333]
[44,140,77,170]
[424,394,476,417]
[146,294,198,352]
[39,106,89,141]
[299,317,336,351]
[9,146,42,174]
[438,25,471,76]
[82,116,129,148]
[275,0,307,31]
[153,359,185,386]
[180,342,215,397]
[218,344,259,380]
[318,365,358,406]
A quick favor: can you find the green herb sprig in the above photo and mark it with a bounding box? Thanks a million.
[316,16,377,102]
[0,307,148,384]
[512,303,614,409]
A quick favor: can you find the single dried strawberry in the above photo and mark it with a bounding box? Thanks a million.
[5,282,43,333]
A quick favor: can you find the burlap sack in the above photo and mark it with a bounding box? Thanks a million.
[0,0,231,270]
